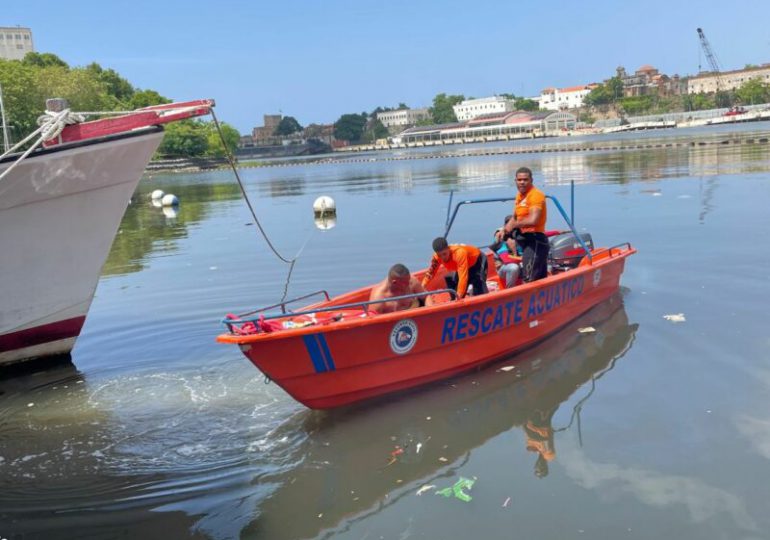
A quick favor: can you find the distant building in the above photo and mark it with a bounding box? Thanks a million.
[303,123,336,146]
[538,84,598,111]
[453,96,516,121]
[0,26,34,60]
[399,111,576,144]
[687,64,770,94]
[251,114,282,145]
[617,65,686,97]
[376,108,430,129]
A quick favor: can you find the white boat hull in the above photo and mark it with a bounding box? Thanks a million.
[0,130,165,366]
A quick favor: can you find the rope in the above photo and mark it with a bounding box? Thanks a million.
[209,107,307,266]
[0,108,79,182]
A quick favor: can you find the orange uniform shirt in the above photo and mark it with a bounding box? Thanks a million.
[515,186,547,233]
[421,244,481,298]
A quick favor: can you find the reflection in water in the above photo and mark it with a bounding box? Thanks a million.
[102,181,241,276]
[559,445,758,532]
[243,293,638,540]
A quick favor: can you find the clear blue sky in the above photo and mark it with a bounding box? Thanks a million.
[4,0,769,134]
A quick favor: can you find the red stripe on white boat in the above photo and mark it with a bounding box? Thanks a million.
[0,316,86,354]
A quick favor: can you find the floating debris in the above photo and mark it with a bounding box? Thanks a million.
[502,497,511,508]
[435,477,476,502]
[416,484,435,496]
[499,366,515,372]
[663,313,686,323]
[578,326,596,334]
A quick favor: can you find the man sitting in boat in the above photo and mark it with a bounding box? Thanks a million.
[421,237,488,299]
[368,263,429,313]
[496,166,549,282]
[491,215,521,288]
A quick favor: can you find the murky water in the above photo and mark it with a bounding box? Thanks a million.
[2,124,770,539]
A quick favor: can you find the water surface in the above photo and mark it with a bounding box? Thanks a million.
[2,124,770,539]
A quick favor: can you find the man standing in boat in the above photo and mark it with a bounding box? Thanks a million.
[369,264,429,313]
[496,167,549,282]
[421,238,488,299]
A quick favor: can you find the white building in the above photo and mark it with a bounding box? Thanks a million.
[688,64,770,94]
[538,84,597,111]
[376,108,430,128]
[0,27,34,60]
[453,96,515,121]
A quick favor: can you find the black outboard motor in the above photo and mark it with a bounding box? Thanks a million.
[549,231,594,271]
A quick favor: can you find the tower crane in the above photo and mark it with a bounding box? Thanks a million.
[696,27,725,93]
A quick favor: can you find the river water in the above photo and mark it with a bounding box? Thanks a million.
[2,124,770,539]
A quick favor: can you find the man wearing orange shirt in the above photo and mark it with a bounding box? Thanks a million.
[496,166,549,282]
[421,237,488,299]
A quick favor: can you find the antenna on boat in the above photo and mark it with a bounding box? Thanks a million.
[445,190,454,229]
[0,82,10,152]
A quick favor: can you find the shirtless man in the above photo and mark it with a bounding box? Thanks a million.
[368,263,427,314]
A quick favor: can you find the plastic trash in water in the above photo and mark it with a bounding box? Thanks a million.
[578,326,596,333]
[435,477,476,502]
[663,313,686,323]
[416,484,435,496]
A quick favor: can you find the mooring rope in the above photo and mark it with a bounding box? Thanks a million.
[209,107,312,267]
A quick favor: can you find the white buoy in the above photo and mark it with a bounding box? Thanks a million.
[151,189,165,200]
[313,196,336,217]
[151,199,163,208]
[314,215,337,230]
[161,193,179,207]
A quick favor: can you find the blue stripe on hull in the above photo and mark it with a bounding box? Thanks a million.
[302,335,327,373]
[316,334,336,371]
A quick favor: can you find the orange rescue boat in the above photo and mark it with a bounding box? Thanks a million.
[217,195,635,409]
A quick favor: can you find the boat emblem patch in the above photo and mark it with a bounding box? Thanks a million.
[593,269,602,287]
[390,319,418,354]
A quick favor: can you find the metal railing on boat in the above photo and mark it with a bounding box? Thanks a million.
[223,288,458,332]
[443,189,593,264]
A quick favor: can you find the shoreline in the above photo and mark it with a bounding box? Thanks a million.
[146,120,770,172]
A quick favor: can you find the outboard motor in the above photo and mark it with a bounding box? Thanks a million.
[549,231,593,271]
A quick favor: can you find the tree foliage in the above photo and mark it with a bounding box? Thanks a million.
[128,89,171,109]
[430,93,464,123]
[157,121,208,157]
[333,113,367,142]
[22,52,68,68]
[515,98,539,111]
[584,77,623,106]
[735,78,770,105]
[274,116,303,136]
[205,121,241,157]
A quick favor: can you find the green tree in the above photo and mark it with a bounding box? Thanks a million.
[333,113,367,142]
[274,116,303,136]
[129,89,171,109]
[361,118,389,142]
[429,93,464,123]
[0,59,39,137]
[157,120,208,157]
[85,62,134,102]
[22,52,68,68]
[514,98,539,111]
[205,121,240,157]
[584,77,623,106]
[683,93,715,111]
[735,78,770,105]
[619,95,654,115]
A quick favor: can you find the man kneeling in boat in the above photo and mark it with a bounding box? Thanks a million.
[369,263,429,314]
[421,237,488,299]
